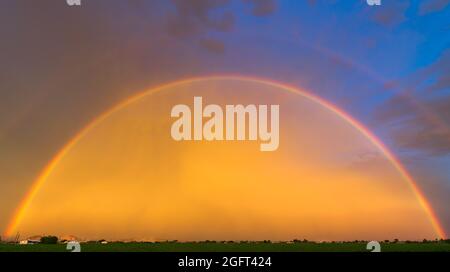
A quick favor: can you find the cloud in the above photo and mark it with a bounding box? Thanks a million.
[199,38,226,54]
[419,0,450,15]
[244,0,277,17]
[423,50,450,93]
[167,0,234,38]
[166,0,277,53]
[374,49,450,156]
[392,116,450,157]
[377,97,450,156]
[370,0,409,27]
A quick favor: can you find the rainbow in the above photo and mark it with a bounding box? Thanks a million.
[4,75,447,239]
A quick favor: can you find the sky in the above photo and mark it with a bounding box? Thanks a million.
[3,78,441,240]
[0,0,449,240]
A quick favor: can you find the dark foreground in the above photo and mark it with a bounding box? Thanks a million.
[1,241,450,252]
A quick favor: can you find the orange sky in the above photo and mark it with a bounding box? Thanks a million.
[6,78,441,241]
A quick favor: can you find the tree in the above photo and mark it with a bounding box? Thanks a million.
[40,236,58,244]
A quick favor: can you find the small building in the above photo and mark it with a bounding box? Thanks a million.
[19,239,40,245]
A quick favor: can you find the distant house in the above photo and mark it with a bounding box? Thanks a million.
[19,239,40,245]
[19,235,42,245]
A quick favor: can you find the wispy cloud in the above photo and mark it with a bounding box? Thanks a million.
[419,0,450,15]
[370,0,409,27]
[244,0,277,16]
[166,0,277,54]
[374,49,450,156]
[423,50,450,93]
[167,0,234,38]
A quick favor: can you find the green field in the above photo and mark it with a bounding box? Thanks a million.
[1,241,450,252]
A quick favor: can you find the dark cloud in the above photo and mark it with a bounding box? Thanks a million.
[374,49,450,156]
[376,97,450,156]
[419,0,450,15]
[393,116,450,156]
[167,0,234,38]
[166,0,277,54]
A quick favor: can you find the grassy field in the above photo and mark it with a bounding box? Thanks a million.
[1,241,450,252]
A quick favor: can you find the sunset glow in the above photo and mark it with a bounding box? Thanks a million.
[5,77,444,241]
